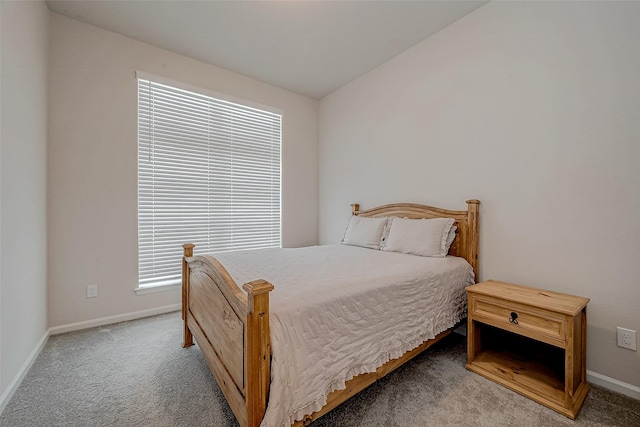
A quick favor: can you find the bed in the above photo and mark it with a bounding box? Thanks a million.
[181,200,480,427]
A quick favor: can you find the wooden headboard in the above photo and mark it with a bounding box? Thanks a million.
[352,200,480,282]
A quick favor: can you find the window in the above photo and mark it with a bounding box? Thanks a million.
[137,73,281,289]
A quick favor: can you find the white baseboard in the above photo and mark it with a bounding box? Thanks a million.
[49,304,181,335]
[0,329,50,416]
[0,304,181,416]
[587,370,640,401]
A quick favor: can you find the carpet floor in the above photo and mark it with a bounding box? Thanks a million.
[1,312,638,426]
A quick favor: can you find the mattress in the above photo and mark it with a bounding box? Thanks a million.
[213,244,474,427]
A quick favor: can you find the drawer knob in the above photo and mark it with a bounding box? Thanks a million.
[509,312,519,325]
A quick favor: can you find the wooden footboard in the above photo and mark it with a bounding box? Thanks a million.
[182,244,273,427]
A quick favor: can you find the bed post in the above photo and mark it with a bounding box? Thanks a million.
[243,279,275,427]
[182,243,195,348]
[351,203,360,215]
[465,200,480,282]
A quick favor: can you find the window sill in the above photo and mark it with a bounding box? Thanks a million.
[134,282,181,295]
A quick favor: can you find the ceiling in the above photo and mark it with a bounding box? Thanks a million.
[46,1,487,99]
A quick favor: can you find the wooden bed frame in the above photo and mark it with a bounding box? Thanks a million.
[181,200,480,427]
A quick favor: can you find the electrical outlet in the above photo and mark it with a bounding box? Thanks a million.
[87,284,98,298]
[617,327,637,351]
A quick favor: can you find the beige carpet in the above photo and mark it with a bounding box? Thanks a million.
[0,312,638,427]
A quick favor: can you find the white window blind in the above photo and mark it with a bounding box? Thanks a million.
[138,77,281,288]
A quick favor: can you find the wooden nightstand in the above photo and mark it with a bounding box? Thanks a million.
[466,280,590,419]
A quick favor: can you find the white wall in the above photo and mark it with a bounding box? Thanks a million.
[48,14,318,328]
[0,0,49,396]
[319,2,640,388]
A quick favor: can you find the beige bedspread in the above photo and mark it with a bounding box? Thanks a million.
[213,244,474,427]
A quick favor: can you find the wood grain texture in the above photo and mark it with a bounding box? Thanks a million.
[466,281,589,419]
[243,280,274,427]
[182,200,481,427]
[182,243,195,347]
[190,271,245,389]
[470,296,566,347]
[182,243,257,427]
[187,314,248,427]
[466,280,589,316]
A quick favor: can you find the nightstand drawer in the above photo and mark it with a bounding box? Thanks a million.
[470,296,566,346]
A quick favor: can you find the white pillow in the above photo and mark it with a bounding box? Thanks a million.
[445,225,457,254]
[342,216,389,249]
[382,217,455,257]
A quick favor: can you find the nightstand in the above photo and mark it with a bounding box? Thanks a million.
[466,280,590,419]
